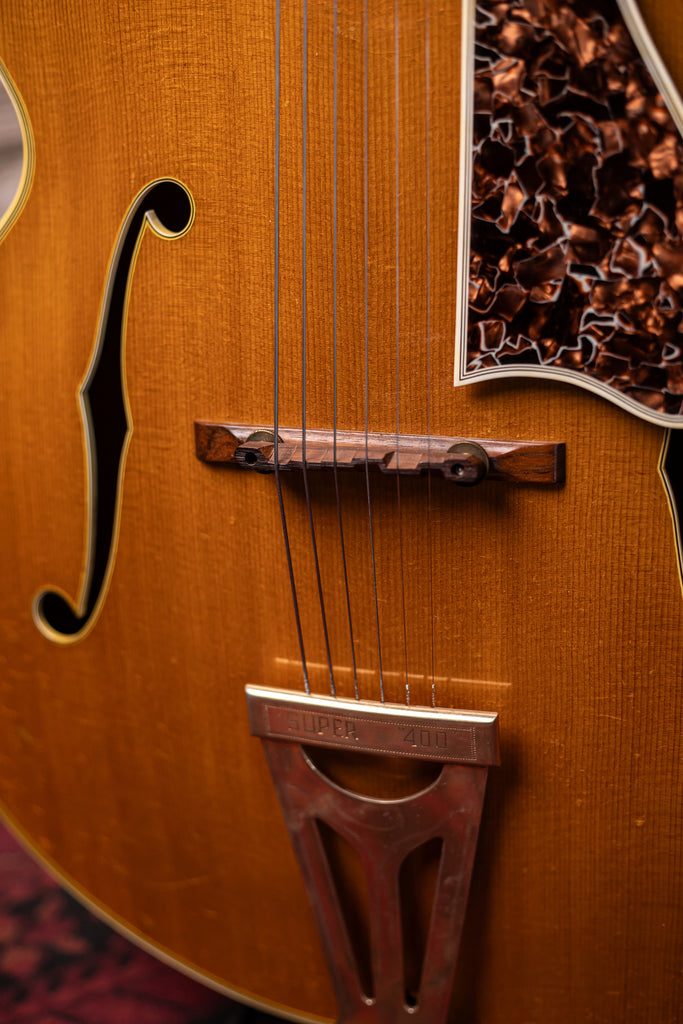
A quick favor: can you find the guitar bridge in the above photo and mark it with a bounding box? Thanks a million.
[196,421,565,486]
[246,685,499,1023]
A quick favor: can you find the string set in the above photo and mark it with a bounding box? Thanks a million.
[273,0,310,694]
[332,0,360,700]
[394,0,411,704]
[300,0,336,695]
[272,0,433,708]
[363,0,385,701]
[425,0,436,707]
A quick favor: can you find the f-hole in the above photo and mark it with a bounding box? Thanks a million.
[32,178,194,644]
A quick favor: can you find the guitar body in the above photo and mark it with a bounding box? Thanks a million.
[0,2,682,1021]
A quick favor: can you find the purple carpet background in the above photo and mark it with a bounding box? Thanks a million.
[0,823,279,1024]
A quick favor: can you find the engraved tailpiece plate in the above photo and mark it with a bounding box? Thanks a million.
[246,686,500,764]
[247,686,499,1024]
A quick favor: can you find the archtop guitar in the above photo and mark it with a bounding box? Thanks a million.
[0,1,682,1021]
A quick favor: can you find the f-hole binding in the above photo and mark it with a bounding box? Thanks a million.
[33,178,194,644]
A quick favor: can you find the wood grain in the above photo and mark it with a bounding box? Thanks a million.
[0,1,681,1021]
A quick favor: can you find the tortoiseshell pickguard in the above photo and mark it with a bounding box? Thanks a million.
[457,0,683,428]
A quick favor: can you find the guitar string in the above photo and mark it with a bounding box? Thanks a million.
[274,0,310,693]
[332,0,360,699]
[394,0,411,705]
[364,0,385,702]
[301,0,336,695]
[425,0,436,708]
